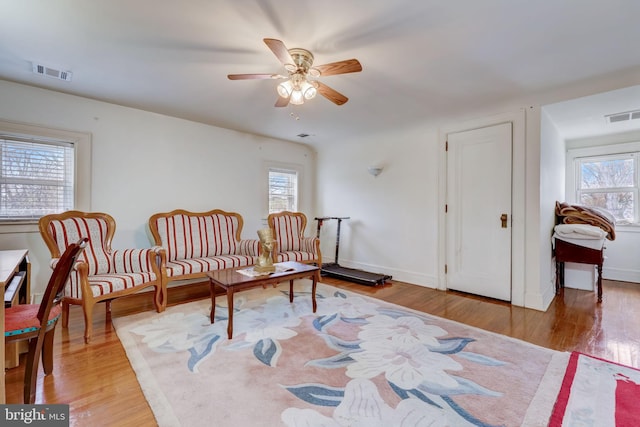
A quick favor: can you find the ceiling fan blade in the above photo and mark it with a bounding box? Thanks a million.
[227,73,286,80]
[313,59,362,76]
[263,38,295,68]
[274,96,290,107]
[316,82,349,105]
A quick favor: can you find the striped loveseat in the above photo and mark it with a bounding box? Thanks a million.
[148,209,260,294]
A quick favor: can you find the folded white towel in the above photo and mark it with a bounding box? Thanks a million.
[554,224,607,239]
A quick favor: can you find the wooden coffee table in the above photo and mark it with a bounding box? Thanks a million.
[206,261,319,339]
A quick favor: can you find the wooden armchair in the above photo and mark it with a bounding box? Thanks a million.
[267,211,321,266]
[39,211,165,343]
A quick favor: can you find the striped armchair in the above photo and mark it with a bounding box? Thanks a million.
[267,211,321,266]
[148,209,260,291]
[38,211,164,344]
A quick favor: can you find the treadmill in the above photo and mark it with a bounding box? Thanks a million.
[315,217,392,286]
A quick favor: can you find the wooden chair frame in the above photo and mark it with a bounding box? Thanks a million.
[5,238,87,403]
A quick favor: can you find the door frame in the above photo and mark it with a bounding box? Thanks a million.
[437,109,527,306]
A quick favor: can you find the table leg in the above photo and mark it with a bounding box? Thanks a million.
[311,272,317,313]
[597,263,603,303]
[209,280,216,323]
[227,287,234,339]
[289,279,294,303]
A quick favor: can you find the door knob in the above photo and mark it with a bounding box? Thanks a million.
[500,213,508,228]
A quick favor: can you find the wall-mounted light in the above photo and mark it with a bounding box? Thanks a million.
[368,166,383,177]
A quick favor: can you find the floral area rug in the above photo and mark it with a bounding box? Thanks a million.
[113,281,568,426]
[549,352,640,426]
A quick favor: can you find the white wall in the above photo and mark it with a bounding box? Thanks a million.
[316,125,439,286]
[538,108,567,298]
[0,80,316,294]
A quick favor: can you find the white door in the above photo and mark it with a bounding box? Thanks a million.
[446,122,512,301]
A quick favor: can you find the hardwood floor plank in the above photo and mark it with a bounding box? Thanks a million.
[5,278,640,426]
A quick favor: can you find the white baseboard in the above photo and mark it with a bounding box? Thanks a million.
[336,259,437,289]
[603,267,640,284]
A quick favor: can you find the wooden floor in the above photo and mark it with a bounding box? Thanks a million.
[5,277,640,426]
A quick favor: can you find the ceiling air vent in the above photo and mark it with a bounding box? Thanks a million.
[605,109,640,124]
[31,62,73,82]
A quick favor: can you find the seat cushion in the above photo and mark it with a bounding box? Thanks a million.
[275,251,316,263]
[5,304,62,336]
[88,272,157,297]
[166,255,257,277]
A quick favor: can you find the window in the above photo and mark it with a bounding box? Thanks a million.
[0,120,91,229]
[268,167,298,213]
[0,136,74,220]
[575,152,638,224]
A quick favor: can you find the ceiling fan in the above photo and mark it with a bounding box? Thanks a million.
[228,38,362,107]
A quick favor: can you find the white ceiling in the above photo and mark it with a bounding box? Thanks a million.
[1,1,640,147]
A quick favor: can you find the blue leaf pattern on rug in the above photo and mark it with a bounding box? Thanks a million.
[456,351,507,366]
[187,335,220,372]
[305,352,356,369]
[430,337,476,354]
[313,313,338,331]
[317,333,362,351]
[282,383,345,406]
[389,381,443,408]
[254,337,282,366]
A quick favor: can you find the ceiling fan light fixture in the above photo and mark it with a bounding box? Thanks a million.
[290,89,305,105]
[301,80,317,100]
[230,39,361,107]
[277,80,293,98]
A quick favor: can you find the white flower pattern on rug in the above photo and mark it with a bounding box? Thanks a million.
[128,287,509,426]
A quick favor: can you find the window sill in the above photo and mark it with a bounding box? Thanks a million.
[614,223,640,233]
[0,221,39,234]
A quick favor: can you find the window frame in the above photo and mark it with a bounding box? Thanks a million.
[0,119,91,233]
[265,161,301,215]
[567,141,640,227]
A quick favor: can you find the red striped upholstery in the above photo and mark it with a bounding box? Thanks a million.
[154,213,246,261]
[275,251,315,263]
[166,255,255,277]
[47,217,112,275]
[46,218,158,299]
[86,272,156,297]
[272,214,304,251]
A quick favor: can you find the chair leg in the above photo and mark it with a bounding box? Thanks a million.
[62,301,70,328]
[83,302,95,344]
[105,300,112,322]
[155,284,166,313]
[42,327,57,375]
[24,337,45,404]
